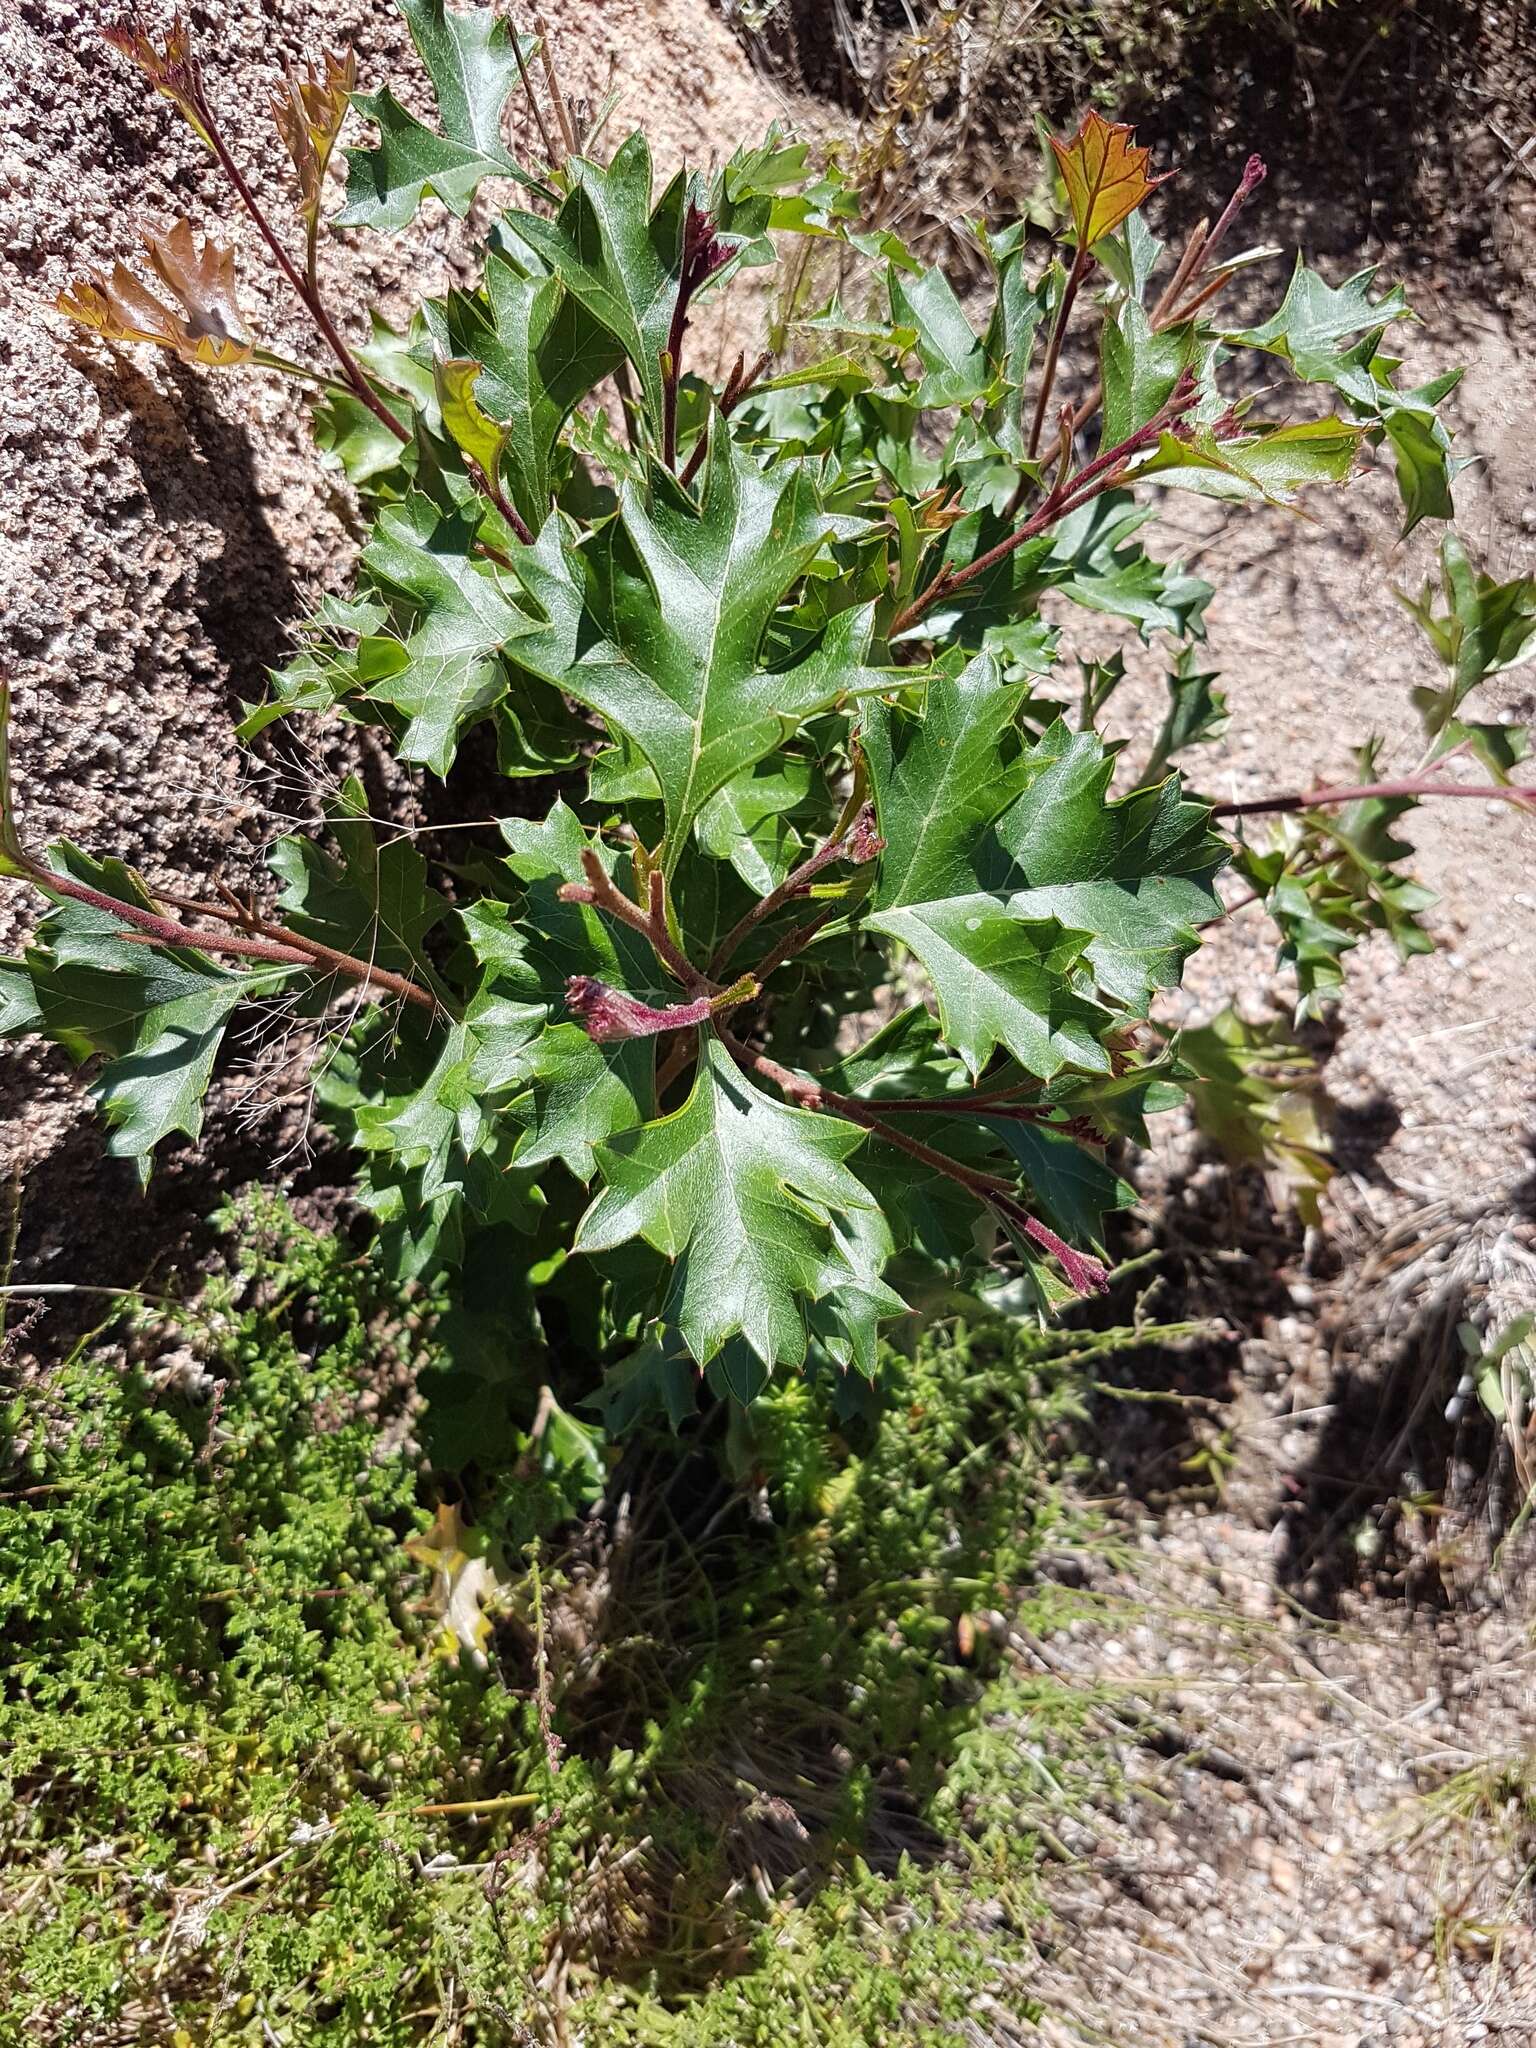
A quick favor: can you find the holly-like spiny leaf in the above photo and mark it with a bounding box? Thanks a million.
[504,427,885,873]
[1177,1007,1333,1224]
[1227,258,1412,389]
[502,132,687,428]
[3,849,292,1183]
[427,255,624,530]
[58,221,254,368]
[339,0,544,231]
[1399,532,1536,765]
[992,722,1228,1012]
[462,801,673,1178]
[1132,418,1363,507]
[268,775,447,988]
[866,894,1110,1080]
[576,1032,904,1373]
[1144,647,1228,781]
[356,493,525,774]
[1050,110,1171,249]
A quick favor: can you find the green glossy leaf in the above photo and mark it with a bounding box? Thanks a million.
[1048,493,1213,640]
[269,776,447,985]
[1144,647,1228,780]
[1133,418,1363,506]
[818,1005,970,1104]
[338,0,543,230]
[503,133,685,426]
[577,1033,903,1371]
[1099,303,1200,451]
[994,722,1227,1011]
[467,801,671,1176]
[1399,532,1536,759]
[1379,385,1458,536]
[429,257,624,530]
[982,1119,1134,1250]
[505,430,884,871]
[888,263,988,407]
[864,652,1031,911]
[1091,208,1164,304]
[6,851,292,1183]
[354,995,542,1204]
[696,758,810,895]
[586,1326,700,1434]
[1227,258,1412,385]
[866,895,1109,1079]
[357,493,523,773]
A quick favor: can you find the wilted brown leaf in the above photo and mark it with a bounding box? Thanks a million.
[58,220,254,367]
[1050,110,1171,249]
[270,48,357,223]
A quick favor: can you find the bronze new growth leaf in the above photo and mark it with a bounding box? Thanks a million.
[58,220,255,368]
[1051,109,1171,248]
[270,48,357,223]
[101,10,214,148]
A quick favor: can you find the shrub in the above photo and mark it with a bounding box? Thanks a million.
[7,5,1534,1440]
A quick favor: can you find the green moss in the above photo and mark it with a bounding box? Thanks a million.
[0,1196,1158,2045]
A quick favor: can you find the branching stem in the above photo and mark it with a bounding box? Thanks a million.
[708,803,882,980]
[1026,154,1269,485]
[893,375,1199,637]
[559,852,703,989]
[18,863,442,1013]
[191,78,409,447]
[715,1030,1110,1296]
[680,351,771,489]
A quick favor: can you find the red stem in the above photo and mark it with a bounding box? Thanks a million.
[1028,242,1092,460]
[680,350,771,490]
[892,375,1199,637]
[1213,779,1536,820]
[707,804,881,980]
[560,852,703,989]
[194,83,409,448]
[470,459,535,547]
[751,900,842,985]
[716,1030,1110,1297]
[28,865,441,1013]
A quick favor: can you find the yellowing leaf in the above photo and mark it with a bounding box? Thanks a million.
[433,356,510,483]
[58,220,254,368]
[1050,110,1170,249]
[270,47,357,224]
[405,1502,503,1666]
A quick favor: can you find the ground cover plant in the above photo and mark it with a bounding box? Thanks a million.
[8,7,1536,1445]
[0,1192,1156,2044]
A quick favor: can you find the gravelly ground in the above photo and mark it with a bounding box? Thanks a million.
[935,14,1536,2034]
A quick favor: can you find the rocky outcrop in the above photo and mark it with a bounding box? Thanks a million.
[0,0,781,1283]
